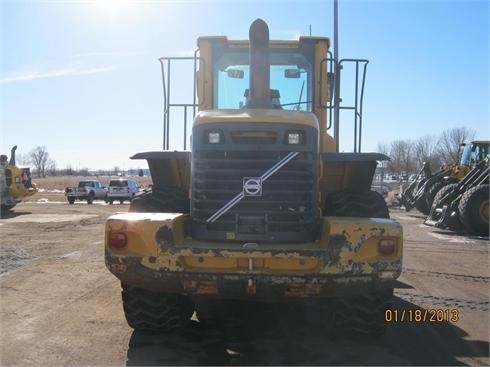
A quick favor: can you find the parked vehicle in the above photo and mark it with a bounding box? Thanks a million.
[105,19,403,335]
[106,179,139,204]
[426,158,489,235]
[65,180,107,204]
[1,146,37,212]
[400,141,489,214]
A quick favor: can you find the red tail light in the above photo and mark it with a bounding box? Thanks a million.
[109,232,127,249]
[378,239,396,255]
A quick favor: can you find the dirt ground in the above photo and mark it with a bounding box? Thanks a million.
[0,193,489,366]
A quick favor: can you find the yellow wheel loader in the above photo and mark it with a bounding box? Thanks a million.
[400,140,489,215]
[105,19,403,335]
[0,146,37,212]
[425,142,489,235]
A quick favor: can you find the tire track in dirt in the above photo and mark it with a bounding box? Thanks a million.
[396,292,489,312]
[403,267,490,283]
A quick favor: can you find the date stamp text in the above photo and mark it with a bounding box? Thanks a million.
[385,308,459,323]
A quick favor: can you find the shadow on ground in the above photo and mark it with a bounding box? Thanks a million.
[0,210,32,219]
[126,297,488,366]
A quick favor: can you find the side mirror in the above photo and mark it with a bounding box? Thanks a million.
[285,69,301,78]
[227,69,244,79]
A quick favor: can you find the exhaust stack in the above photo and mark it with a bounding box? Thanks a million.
[9,145,17,166]
[247,19,271,109]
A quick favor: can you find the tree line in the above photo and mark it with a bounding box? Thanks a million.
[11,126,478,179]
[377,127,477,176]
[15,146,145,178]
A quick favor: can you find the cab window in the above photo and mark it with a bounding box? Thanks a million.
[214,49,312,111]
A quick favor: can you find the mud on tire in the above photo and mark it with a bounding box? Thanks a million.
[129,187,189,213]
[324,191,392,335]
[121,283,194,331]
[429,183,461,230]
[334,290,393,336]
[324,190,389,219]
[425,181,446,212]
[458,184,489,236]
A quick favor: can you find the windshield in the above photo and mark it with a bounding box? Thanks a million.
[215,49,312,111]
[460,145,472,165]
[460,144,489,165]
[109,180,128,187]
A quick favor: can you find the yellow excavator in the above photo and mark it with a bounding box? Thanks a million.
[0,146,37,212]
[104,19,403,335]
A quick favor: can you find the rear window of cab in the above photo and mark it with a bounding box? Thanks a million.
[109,180,128,187]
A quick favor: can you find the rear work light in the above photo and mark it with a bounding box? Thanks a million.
[378,238,396,256]
[109,232,127,249]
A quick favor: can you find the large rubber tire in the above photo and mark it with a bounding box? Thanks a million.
[324,191,391,335]
[86,192,94,204]
[425,178,459,210]
[334,289,393,336]
[324,190,389,219]
[195,300,233,328]
[458,184,489,236]
[129,187,189,213]
[430,183,457,211]
[121,283,194,331]
[429,183,460,229]
[68,198,75,205]
[414,198,429,215]
[1,204,16,213]
[425,181,446,210]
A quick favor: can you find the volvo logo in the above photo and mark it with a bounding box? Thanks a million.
[243,177,262,196]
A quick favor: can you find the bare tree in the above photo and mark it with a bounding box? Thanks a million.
[376,142,388,155]
[46,158,57,176]
[29,146,51,178]
[438,127,476,165]
[387,139,415,176]
[414,135,443,170]
[16,153,29,166]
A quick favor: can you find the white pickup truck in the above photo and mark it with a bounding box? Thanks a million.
[65,180,108,204]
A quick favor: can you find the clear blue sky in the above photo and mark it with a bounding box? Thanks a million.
[1,0,488,171]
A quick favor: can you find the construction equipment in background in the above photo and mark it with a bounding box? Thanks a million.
[425,143,489,236]
[399,141,490,215]
[0,146,37,212]
[104,19,403,335]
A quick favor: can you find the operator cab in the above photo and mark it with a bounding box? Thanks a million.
[217,51,311,111]
[242,89,282,109]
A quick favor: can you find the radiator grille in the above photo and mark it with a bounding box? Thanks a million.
[191,149,318,242]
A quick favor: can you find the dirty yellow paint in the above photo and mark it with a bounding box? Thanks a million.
[105,213,403,280]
